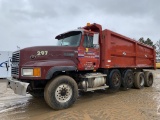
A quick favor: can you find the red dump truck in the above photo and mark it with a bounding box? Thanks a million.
[7,23,155,110]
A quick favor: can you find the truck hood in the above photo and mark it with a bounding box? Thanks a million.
[19,46,79,65]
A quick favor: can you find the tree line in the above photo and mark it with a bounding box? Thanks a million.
[138,37,160,61]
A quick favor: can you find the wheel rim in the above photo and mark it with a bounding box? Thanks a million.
[148,74,153,85]
[140,75,144,86]
[127,73,133,85]
[113,72,121,86]
[55,84,72,103]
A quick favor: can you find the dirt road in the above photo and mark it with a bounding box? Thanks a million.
[0,70,160,120]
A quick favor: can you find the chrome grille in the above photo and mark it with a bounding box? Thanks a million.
[11,67,19,75]
[12,51,20,62]
[11,51,20,76]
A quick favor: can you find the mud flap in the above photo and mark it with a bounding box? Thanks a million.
[0,79,7,94]
[7,78,29,96]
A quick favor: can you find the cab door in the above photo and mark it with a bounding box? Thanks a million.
[78,34,100,70]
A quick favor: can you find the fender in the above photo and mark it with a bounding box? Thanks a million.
[46,66,77,79]
[22,59,77,79]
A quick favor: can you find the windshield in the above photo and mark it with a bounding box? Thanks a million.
[56,31,81,47]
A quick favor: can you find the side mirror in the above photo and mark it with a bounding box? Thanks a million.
[93,33,99,45]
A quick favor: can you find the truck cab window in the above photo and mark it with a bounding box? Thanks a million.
[83,35,94,48]
[56,31,81,47]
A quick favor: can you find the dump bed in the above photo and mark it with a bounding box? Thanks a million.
[100,29,156,69]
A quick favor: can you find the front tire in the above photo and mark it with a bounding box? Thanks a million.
[44,75,78,110]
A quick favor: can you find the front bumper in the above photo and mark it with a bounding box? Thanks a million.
[7,78,29,96]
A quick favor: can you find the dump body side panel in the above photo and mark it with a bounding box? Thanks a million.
[100,29,155,69]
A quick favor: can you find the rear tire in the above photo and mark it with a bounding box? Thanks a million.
[108,69,122,90]
[122,69,134,89]
[44,75,78,110]
[134,72,145,89]
[144,71,153,87]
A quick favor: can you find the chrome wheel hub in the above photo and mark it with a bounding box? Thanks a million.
[55,84,72,103]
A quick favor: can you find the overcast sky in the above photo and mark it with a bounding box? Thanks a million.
[0,0,159,51]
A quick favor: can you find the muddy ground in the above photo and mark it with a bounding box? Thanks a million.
[0,70,160,120]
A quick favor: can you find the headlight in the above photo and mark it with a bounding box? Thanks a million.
[22,69,33,76]
[22,68,41,77]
